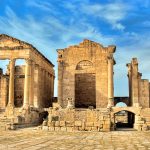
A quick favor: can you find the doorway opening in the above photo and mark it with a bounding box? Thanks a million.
[75,73,96,108]
[39,111,49,124]
[114,110,135,129]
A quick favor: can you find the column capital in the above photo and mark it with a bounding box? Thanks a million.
[9,59,16,67]
[107,55,115,65]
[126,63,131,69]
[10,58,16,61]
[34,64,39,69]
[25,58,32,64]
[138,72,142,79]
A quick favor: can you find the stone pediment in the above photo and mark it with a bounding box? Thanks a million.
[66,39,103,49]
[79,39,103,48]
[0,34,35,50]
[58,39,116,54]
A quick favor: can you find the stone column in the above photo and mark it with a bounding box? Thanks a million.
[58,61,63,107]
[137,73,142,107]
[34,64,40,108]
[29,61,34,107]
[43,69,46,107]
[107,56,114,107]
[49,74,52,105]
[127,63,132,106]
[48,73,52,106]
[45,71,49,107]
[8,59,16,107]
[40,68,44,108]
[23,59,32,107]
[131,58,139,107]
[52,75,54,97]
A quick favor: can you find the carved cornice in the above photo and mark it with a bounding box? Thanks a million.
[107,54,116,65]
[57,39,116,56]
[0,46,24,50]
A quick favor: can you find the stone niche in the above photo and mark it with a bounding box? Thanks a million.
[57,39,116,108]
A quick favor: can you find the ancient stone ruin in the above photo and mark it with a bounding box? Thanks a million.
[0,34,55,129]
[0,34,150,132]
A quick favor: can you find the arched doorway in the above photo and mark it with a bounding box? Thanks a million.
[39,111,49,124]
[114,110,135,129]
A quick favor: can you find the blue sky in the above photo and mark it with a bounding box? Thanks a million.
[0,0,150,97]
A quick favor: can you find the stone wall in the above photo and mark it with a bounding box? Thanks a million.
[139,79,150,108]
[43,108,111,132]
[141,108,150,127]
[115,113,128,123]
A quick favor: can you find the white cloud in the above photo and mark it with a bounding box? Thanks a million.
[81,2,130,30]
[26,0,54,12]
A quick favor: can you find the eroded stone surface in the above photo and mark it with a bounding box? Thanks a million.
[0,128,150,150]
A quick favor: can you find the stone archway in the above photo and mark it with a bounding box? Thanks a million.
[111,107,141,130]
[114,97,130,106]
[114,110,135,129]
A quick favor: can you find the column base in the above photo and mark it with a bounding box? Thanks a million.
[5,105,14,117]
[6,104,14,108]
[133,103,140,107]
[23,104,30,109]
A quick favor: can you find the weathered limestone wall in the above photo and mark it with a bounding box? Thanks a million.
[115,114,128,123]
[139,80,150,108]
[141,108,150,127]
[43,108,111,132]
[57,39,116,108]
